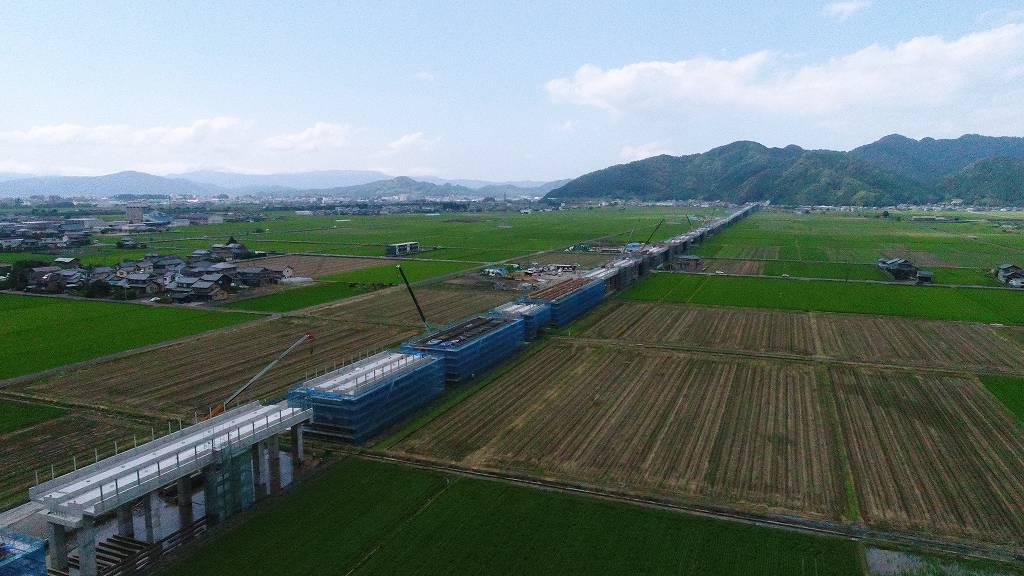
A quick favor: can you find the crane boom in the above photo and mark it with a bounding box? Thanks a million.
[397,265,431,332]
[217,332,314,414]
[643,219,665,247]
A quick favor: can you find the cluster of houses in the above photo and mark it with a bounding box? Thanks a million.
[996,263,1024,288]
[0,218,99,252]
[876,257,934,284]
[22,241,292,302]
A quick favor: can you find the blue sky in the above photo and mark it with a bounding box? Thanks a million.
[1,1,1022,180]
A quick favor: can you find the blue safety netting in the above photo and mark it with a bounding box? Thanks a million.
[524,279,605,327]
[403,317,525,383]
[288,354,444,443]
[488,302,552,341]
[0,530,45,576]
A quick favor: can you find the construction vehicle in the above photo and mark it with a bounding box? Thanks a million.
[207,332,315,418]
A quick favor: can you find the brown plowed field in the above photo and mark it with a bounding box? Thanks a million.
[513,252,614,267]
[242,255,394,278]
[311,287,516,327]
[0,410,154,509]
[395,341,844,520]
[13,317,417,416]
[814,315,1024,373]
[828,365,1024,545]
[579,301,816,356]
[578,301,1024,374]
[703,259,764,275]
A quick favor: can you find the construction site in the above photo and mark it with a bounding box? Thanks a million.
[2,204,776,575]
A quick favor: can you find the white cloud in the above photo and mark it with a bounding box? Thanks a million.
[0,117,247,146]
[262,122,352,151]
[413,71,436,82]
[546,23,1024,120]
[823,1,872,22]
[372,131,439,157]
[620,142,675,162]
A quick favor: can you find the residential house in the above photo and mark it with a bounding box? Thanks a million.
[89,266,114,282]
[125,272,161,295]
[199,273,233,291]
[189,280,227,301]
[210,243,249,260]
[0,238,25,251]
[29,266,61,285]
[188,249,213,264]
[53,257,81,269]
[996,263,1023,284]
[209,262,238,276]
[152,256,186,274]
[877,257,919,280]
[237,266,282,287]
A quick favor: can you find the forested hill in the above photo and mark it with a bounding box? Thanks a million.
[547,135,1024,206]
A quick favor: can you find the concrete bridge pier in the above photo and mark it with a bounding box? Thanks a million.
[142,491,162,542]
[252,442,268,499]
[268,436,282,495]
[116,501,135,537]
[177,475,193,525]
[79,514,98,576]
[47,522,70,571]
[291,425,304,465]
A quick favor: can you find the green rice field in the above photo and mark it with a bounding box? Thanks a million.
[696,212,1024,270]
[980,375,1024,424]
[5,207,721,267]
[0,294,250,379]
[223,282,375,313]
[159,457,862,576]
[226,260,476,312]
[0,400,65,434]
[621,273,1024,324]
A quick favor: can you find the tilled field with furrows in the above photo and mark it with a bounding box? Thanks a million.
[828,365,1024,546]
[395,341,844,520]
[13,317,417,416]
[814,314,1024,373]
[578,301,817,356]
[577,301,1024,374]
[0,411,156,510]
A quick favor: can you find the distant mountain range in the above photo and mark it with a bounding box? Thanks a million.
[169,169,387,190]
[548,134,1024,206]
[0,169,565,200]
[0,171,216,197]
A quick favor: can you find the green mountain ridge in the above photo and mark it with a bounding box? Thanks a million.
[548,135,1024,206]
